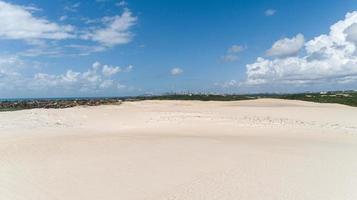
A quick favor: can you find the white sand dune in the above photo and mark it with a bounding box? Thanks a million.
[1,99,357,200]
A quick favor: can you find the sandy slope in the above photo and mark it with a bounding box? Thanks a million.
[0,99,357,200]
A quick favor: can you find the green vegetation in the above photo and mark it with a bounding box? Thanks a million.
[1,91,357,111]
[0,108,23,112]
[275,91,357,107]
[135,91,357,107]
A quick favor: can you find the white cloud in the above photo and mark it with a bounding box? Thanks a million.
[221,44,245,62]
[97,62,132,76]
[21,4,42,12]
[82,67,101,83]
[32,61,128,91]
[59,15,68,21]
[99,79,114,89]
[266,34,305,57]
[219,80,240,88]
[0,60,133,95]
[245,11,357,86]
[34,69,83,89]
[92,61,101,70]
[344,23,357,43]
[82,9,137,47]
[117,83,126,89]
[19,42,64,57]
[0,1,137,57]
[81,17,101,25]
[65,44,107,56]
[64,2,80,12]
[102,65,121,76]
[62,70,80,82]
[0,56,22,77]
[264,9,276,16]
[170,67,183,76]
[33,73,60,87]
[0,1,74,41]
[116,1,127,7]
[0,57,24,92]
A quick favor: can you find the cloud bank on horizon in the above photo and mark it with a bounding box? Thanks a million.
[0,0,357,97]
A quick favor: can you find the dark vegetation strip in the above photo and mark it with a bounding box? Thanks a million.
[1,91,356,111]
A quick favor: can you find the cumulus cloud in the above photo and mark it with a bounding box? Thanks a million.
[92,61,101,70]
[116,1,127,7]
[99,79,114,89]
[0,56,22,78]
[102,65,121,76]
[34,70,80,88]
[117,83,126,89]
[82,9,137,47]
[219,80,240,88]
[170,67,183,76]
[222,44,245,62]
[59,15,68,21]
[92,61,132,76]
[264,9,276,16]
[0,1,74,41]
[32,61,133,91]
[34,67,99,90]
[344,23,357,43]
[0,57,24,92]
[266,34,305,57]
[0,60,133,95]
[245,11,357,86]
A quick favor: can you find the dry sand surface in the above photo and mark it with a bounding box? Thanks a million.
[1,99,357,200]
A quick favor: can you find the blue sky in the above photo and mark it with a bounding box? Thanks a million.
[1,0,357,98]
